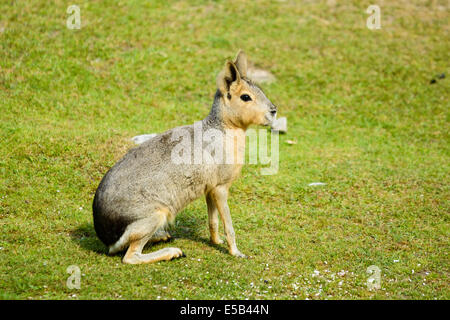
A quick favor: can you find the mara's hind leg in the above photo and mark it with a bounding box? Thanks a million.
[121,212,184,265]
[123,237,184,265]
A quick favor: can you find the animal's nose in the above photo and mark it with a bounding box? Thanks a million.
[270,109,277,116]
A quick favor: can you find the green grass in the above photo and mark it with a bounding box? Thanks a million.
[0,0,448,300]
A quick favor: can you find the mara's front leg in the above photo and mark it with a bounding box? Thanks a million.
[210,185,247,258]
[206,192,224,245]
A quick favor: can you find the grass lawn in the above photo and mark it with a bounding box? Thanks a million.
[0,0,448,299]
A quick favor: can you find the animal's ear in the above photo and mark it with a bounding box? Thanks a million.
[216,61,241,94]
[234,50,247,78]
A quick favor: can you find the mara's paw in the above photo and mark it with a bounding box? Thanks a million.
[150,230,172,243]
[231,250,248,259]
[165,247,185,260]
[211,237,224,245]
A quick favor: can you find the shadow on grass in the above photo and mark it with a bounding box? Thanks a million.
[70,212,227,255]
[70,223,107,255]
[170,212,228,255]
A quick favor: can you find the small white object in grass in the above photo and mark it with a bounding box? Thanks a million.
[131,133,157,145]
[393,259,399,263]
[271,117,287,133]
[308,182,327,186]
[285,140,296,145]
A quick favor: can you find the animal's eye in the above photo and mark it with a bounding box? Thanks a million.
[240,94,252,102]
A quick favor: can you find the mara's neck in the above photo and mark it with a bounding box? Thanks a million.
[203,90,224,129]
[203,90,247,165]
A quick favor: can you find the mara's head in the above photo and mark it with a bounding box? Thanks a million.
[216,50,277,129]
